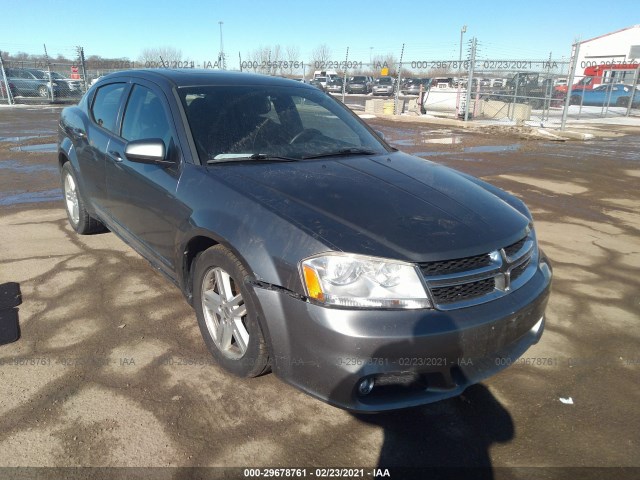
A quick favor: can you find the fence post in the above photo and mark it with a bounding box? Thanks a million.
[625,66,639,117]
[342,47,349,104]
[77,46,88,93]
[47,65,55,102]
[561,41,580,130]
[464,38,477,122]
[0,50,14,105]
[394,43,405,115]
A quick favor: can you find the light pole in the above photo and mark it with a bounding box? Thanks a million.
[459,25,467,67]
[369,46,374,66]
[218,21,225,69]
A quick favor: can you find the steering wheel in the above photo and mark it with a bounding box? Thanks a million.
[289,128,322,145]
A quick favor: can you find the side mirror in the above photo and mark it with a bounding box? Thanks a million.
[375,130,385,140]
[124,139,172,165]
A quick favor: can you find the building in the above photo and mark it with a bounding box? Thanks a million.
[574,25,640,84]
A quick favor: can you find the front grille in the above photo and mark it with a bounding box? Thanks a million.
[431,278,495,305]
[422,233,536,310]
[510,257,531,282]
[420,253,492,276]
[504,238,526,258]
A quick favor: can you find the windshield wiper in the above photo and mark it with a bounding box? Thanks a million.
[301,147,378,160]
[207,153,298,164]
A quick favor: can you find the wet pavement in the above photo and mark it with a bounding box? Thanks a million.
[0,108,638,477]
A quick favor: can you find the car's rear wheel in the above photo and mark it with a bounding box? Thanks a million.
[616,97,629,107]
[61,162,106,234]
[193,245,270,377]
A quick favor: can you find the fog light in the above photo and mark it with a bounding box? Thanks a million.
[358,378,375,396]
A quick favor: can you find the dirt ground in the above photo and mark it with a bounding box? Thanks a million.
[0,107,638,479]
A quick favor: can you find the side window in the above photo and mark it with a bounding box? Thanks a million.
[91,83,126,133]
[121,85,172,146]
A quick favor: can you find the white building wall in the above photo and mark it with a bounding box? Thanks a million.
[577,25,640,71]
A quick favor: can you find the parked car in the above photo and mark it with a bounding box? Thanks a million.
[325,77,344,94]
[309,78,325,91]
[58,69,552,412]
[401,78,431,95]
[372,76,395,96]
[49,71,84,96]
[4,68,67,97]
[346,75,371,94]
[569,83,639,107]
[492,78,504,88]
[0,80,16,98]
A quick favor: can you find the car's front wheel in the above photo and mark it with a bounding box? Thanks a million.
[61,162,105,234]
[193,245,270,377]
[38,85,49,98]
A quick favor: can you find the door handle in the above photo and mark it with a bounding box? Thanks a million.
[108,150,123,162]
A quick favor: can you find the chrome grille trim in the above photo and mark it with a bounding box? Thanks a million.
[422,233,538,311]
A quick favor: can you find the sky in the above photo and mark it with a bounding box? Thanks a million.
[0,0,638,68]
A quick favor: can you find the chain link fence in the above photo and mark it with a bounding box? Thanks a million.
[0,46,91,105]
[1,41,638,129]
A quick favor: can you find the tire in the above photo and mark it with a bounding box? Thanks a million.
[530,99,543,110]
[616,97,629,107]
[569,95,580,105]
[38,85,49,98]
[61,162,106,234]
[193,245,270,377]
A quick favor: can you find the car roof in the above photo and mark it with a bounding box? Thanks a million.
[98,69,317,91]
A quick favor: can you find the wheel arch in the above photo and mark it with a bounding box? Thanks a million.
[181,232,276,362]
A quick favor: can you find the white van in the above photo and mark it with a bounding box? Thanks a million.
[313,70,338,88]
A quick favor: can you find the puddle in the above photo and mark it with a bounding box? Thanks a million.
[423,137,463,145]
[412,151,457,157]
[463,144,520,153]
[10,143,57,153]
[0,136,41,142]
[0,159,58,173]
[0,189,63,206]
[390,138,417,146]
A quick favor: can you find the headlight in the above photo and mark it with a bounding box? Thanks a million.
[300,253,431,309]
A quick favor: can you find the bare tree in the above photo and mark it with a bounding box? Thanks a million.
[310,44,332,71]
[138,46,183,66]
[371,53,399,76]
[285,44,300,76]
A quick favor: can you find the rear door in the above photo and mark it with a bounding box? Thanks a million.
[81,82,128,215]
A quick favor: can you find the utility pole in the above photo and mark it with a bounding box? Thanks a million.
[369,46,373,66]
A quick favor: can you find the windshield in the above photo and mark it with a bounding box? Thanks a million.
[376,77,393,85]
[350,76,366,82]
[30,70,48,79]
[179,85,389,163]
[50,72,68,79]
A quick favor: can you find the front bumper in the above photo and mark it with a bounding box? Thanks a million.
[254,256,552,412]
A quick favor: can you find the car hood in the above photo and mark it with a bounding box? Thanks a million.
[211,151,530,262]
